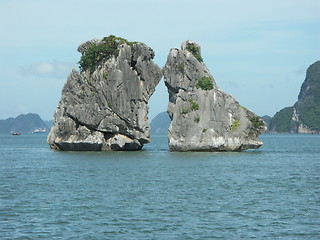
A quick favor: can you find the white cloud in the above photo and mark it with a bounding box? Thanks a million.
[19,61,74,79]
[0,0,318,120]
[35,63,55,75]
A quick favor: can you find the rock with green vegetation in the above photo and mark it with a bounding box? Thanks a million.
[48,35,162,151]
[77,36,139,73]
[269,107,294,132]
[196,76,214,90]
[163,40,266,151]
[269,61,320,133]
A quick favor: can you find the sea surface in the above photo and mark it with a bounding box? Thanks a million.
[0,133,319,239]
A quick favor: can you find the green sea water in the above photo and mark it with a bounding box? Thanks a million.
[0,133,319,239]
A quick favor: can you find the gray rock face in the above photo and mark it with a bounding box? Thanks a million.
[48,38,162,151]
[164,40,266,151]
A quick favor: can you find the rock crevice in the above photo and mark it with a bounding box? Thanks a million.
[48,37,266,151]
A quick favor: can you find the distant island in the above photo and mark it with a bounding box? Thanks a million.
[0,113,51,134]
[150,112,170,134]
[269,61,320,133]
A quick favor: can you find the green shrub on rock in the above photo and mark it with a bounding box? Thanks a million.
[250,116,264,128]
[188,98,199,111]
[78,35,138,73]
[194,115,200,123]
[186,44,203,62]
[181,108,190,115]
[196,76,214,91]
[230,119,240,131]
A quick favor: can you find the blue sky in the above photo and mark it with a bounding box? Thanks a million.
[0,0,319,121]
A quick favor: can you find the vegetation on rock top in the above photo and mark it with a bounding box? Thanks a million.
[186,44,203,62]
[78,35,139,73]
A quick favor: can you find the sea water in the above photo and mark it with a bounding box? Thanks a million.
[0,133,319,239]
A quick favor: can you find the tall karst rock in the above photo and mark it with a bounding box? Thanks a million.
[163,41,266,151]
[269,61,320,133]
[48,36,162,151]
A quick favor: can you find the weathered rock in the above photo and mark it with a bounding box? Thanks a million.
[48,36,162,151]
[163,40,266,151]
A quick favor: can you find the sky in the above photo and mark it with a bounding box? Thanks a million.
[0,0,319,121]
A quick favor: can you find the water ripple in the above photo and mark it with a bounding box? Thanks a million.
[0,134,319,239]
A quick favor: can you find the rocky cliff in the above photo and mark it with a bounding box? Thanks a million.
[163,41,266,151]
[269,61,320,133]
[48,36,162,151]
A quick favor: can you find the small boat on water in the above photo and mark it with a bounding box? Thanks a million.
[12,132,21,135]
[32,128,47,133]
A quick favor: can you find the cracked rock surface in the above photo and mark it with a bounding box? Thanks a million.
[48,39,162,151]
[163,40,266,151]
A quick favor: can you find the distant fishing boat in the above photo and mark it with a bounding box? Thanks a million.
[12,132,21,135]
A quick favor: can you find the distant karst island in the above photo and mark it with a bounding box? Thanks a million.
[47,35,266,151]
[268,61,320,133]
[0,113,51,134]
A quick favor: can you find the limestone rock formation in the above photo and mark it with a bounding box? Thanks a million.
[269,61,320,133]
[163,40,266,151]
[48,36,162,151]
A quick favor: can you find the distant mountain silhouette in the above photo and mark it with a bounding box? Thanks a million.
[261,115,271,131]
[150,112,170,134]
[0,113,50,133]
[44,120,53,129]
